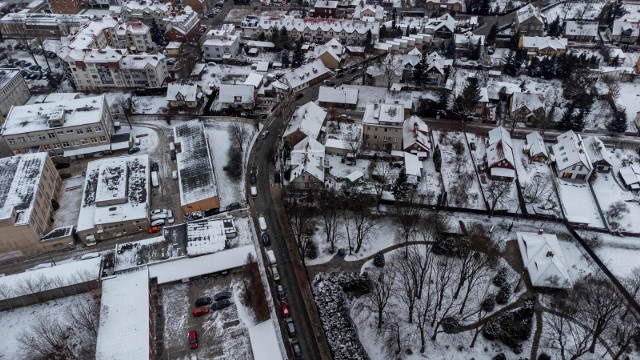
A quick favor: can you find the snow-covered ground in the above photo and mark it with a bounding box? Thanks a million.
[129,125,161,155]
[615,82,640,133]
[556,180,605,229]
[53,175,85,228]
[591,171,640,232]
[543,1,605,22]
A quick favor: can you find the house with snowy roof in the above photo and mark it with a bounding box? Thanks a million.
[284,101,327,147]
[486,126,516,181]
[454,32,485,55]
[0,152,61,255]
[173,121,220,214]
[565,21,599,42]
[282,59,332,93]
[619,164,640,191]
[424,0,464,12]
[362,102,405,151]
[404,152,423,184]
[203,28,240,60]
[509,91,545,126]
[314,38,344,69]
[423,14,455,38]
[582,136,613,173]
[314,0,338,18]
[186,217,237,256]
[317,86,359,109]
[424,51,453,86]
[552,130,593,181]
[217,84,255,110]
[353,4,385,22]
[514,4,544,36]
[163,6,201,42]
[607,19,640,45]
[516,231,572,289]
[519,35,568,59]
[524,131,549,163]
[288,136,326,191]
[402,116,431,158]
[166,83,203,108]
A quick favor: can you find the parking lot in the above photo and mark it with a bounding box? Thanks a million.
[155,270,253,359]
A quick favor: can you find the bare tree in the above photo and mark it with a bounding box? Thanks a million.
[18,316,77,360]
[392,244,434,324]
[343,196,376,254]
[229,122,252,152]
[381,319,405,358]
[454,250,496,315]
[544,313,593,360]
[485,180,512,216]
[110,95,136,129]
[430,256,458,341]
[608,314,640,360]
[367,268,396,329]
[66,298,100,337]
[414,266,435,353]
[394,191,424,258]
[344,127,362,155]
[317,189,342,254]
[607,200,629,221]
[369,160,391,209]
[285,198,315,265]
[523,174,552,213]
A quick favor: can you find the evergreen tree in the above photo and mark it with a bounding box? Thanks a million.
[413,54,426,85]
[271,30,280,50]
[392,167,411,201]
[258,32,267,42]
[606,109,628,134]
[280,27,290,50]
[380,25,387,38]
[150,20,167,46]
[509,31,521,52]
[558,103,576,131]
[437,89,449,112]
[363,30,374,54]
[281,49,290,67]
[487,24,497,46]
[292,37,305,68]
[470,38,482,61]
[547,16,562,37]
[434,145,442,172]
[573,107,586,132]
[479,0,491,15]
[453,77,481,121]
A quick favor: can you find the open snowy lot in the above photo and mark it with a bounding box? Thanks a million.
[53,174,85,228]
[556,180,605,228]
[543,2,605,22]
[591,172,640,233]
[434,131,484,209]
[616,82,640,133]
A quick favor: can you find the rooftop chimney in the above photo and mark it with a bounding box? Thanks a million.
[538,229,544,235]
[546,250,554,257]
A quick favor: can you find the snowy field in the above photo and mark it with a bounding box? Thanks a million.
[543,2,605,22]
[556,180,605,228]
[591,172,640,232]
[434,131,484,209]
[611,82,640,133]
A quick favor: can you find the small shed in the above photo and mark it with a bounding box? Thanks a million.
[325,138,351,156]
[345,170,364,185]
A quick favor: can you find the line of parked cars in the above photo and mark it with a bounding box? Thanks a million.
[148,208,175,233]
[188,291,233,349]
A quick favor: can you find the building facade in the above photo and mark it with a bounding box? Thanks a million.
[120,0,172,27]
[203,29,240,60]
[0,152,61,256]
[515,4,544,37]
[1,95,115,158]
[0,70,30,118]
[362,103,405,151]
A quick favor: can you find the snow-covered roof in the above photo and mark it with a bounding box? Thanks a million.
[244,73,264,89]
[77,155,149,233]
[0,153,48,225]
[402,116,430,153]
[218,84,254,104]
[121,0,171,13]
[553,130,592,172]
[284,101,327,141]
[582,136,612,166]
[186,218,235,256]
[317,86,358,105]
[565,21,598,37]
[516,4,543,25]
[290,136,325,183]
[488,126,512,147]
[174,121,218,208]
[2,95,106,136]
[490,167,516,178]
[39,92,81,103]
[486,81,521,101]
[203,33,238,47]
[249,320,284,360]
[242,15,379,37]
[345,170,364,182]
[521,36,567,51]
[619,165,640,189]
[148,245,256,284]
[516,232,572,288]
[611,19,640,37]
[246,40,275,48]
[363,103,405,125]
[404,152,422,177]
[166,83,199,102]
[324,138,350,151]
[487,126,515,169]
[353,4,384,20]
[525,131,548,159]
[510,92,545,115]
[424,13,455,33]
[282,59,331,90]
[454,32,485,46]
[0,70,22,91]
[95,268,150,360]
[0,256,101,301]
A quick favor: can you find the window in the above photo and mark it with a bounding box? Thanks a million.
[62,142,70,148]
[95,126,103,132]
[99,136,107,142]
[53,144,60,149]
[48,133,55,139]
[86,127,93,133]
[7,138,15,144]
[76,129,84,134]
[56,130,63,135]
[67,130,74,134]
[90,137,97,143]
[38,135,46,140]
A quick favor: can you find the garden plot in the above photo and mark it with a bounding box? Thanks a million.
[556,180,605,229]
[433,131,484,210]
[511,139,560,217]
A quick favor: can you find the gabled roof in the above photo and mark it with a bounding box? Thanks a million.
[402,116,431,153]
[619,165,640,189]
[243,73,264,89]
[284,102,327,141]
[565,21,598,37]
[487,126,515,170]
[166,83,199,102]
[282,59,331,90]
[363,103,405,125]
[217,84,254,104]
[521,36,568,51]
[289,136,325,183]
[552,130,592,172]
[525,131,548,159]
[424,13,455,33]
[516,232,572,289]
[611,19,640,36]
[510,92,545,115]
[488,126,512,147]
[582,136,613,166]
[516,4,543,25]
[318,86,358,105]
[454,32,485,46]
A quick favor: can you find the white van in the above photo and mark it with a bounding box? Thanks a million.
[251,186,257,197]
[151,171,159,187]
[266,249,277,265]
[258,216,267,232]
[169,142,175,151]
[151,219,165,227]
[151,213,167,221]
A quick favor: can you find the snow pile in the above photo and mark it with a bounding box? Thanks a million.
[312,272,370,360]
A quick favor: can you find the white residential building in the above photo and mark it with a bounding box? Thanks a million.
[565,21,598,42]
[203,29,240,60]
[241,16,379,45]
[288,136,325,191]
[402,116,431,158]
[114,22,155,53]
[216,84,255,110]
[0,70,30,118]
[516,231,572,289]
[317,86,358,108]
[353,4,385,22]
[486,126,516,180]
[524,131,549,163]
[120,0,172,27]
[552,130,593,181]
[283,101,327,147]
[1,95,115,158]
[281,59,331,93]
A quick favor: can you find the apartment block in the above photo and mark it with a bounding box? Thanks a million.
[362,103,406,152]
[120,0,172,27]
[1,95,115,158]
[0,152,62,256]
[0,70,30,118]
[203,28,240,60]
[163,6,200,41]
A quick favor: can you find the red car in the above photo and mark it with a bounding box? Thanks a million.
[188,330,198,349]
[193,306,209,317]
[148,226,161,234]
[281,302,290,317]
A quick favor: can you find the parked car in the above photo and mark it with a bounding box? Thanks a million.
[148,226,161,234]
[250,172,257,184]
[188,330,198,349]
[291,340,302,359]
[261,130,269,140]
[151,219,165,227]
[151,209,168,215]
[285,317,296,337]
[193,306,209,317]
[214,291,232,301]
[281,302,290,317]
[152,162,159,172]
[167,209,175,224]
[276,284,286,301]
[195,297,212,307]
[55,162,71,169]
[128,147,140,154]
[271,265,280,281]
[226,202,241,211]
[262,232,270,246]
[170,149,176,160]
[211,298,232,310]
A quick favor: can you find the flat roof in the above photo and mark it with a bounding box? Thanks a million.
[95,268,150,360]
[0,152,48,224]
[249,320,284,360]
[148,245,255,284]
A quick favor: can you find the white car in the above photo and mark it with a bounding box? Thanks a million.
[151,209,167,215]
[167,209,175,224]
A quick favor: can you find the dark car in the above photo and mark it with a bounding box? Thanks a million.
[195,297,212,307]
[128,147,141,154]
[295,93,304,100]
[152,162,159,172]
[55,162,71,169]
[276,284,286,301]
[291,340,302,358]
[214,291,232,301]
[274,172,281,184]
[170,149,176,160]
[226,202,241,211]
[262,232,270,246]
[211,298,232,310]
[250,173,257,184]
[285,318,296,337]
